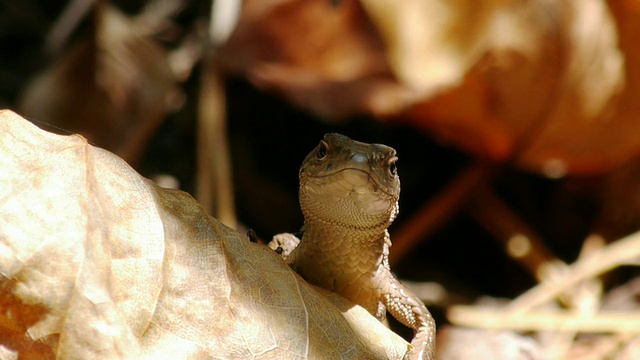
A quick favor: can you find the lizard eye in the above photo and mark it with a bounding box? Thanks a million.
[316,141,328,160]
[388,158,398,176]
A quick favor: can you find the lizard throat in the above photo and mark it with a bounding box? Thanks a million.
[303,211,392,232]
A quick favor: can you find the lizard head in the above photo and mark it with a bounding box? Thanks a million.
[298,133,400,230]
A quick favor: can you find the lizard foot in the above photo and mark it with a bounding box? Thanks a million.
[269,233,301,263]
[406,332,435,360]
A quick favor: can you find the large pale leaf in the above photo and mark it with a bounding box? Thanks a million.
[0,110,407,359]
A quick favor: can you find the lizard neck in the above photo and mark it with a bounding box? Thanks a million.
[293,218,390,284]
[292,218,391,313]
[301,219,389,251]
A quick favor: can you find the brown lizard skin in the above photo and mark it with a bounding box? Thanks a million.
[270,133,436,360]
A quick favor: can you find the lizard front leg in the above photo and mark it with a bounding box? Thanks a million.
[381,274,436,360]
[268,233,301,264]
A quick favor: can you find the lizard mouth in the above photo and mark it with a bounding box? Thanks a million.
[301,167,398,199]
[300,167,398,224]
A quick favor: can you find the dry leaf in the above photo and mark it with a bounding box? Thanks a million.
[365,0,625,175]
[221,0,640,176]
[218,0,418,118]
[359,0,505,92]
[18,4,182,166]
[0,110,408,359]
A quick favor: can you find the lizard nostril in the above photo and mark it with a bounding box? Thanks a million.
[389,161,397,176]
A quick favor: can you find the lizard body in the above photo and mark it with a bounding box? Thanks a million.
[270,133,436,360]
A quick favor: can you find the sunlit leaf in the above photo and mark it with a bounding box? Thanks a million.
[0,110,408,359]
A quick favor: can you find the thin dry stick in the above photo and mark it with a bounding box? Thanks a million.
[390,162,493,266]
[507,230,640,313]
[467,184,561,281]
[541,235,604,360]
[46,0,98,54]
[195,0,240,228]
[197,52,237,228]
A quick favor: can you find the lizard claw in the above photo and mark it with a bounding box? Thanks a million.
[247,229,261,243]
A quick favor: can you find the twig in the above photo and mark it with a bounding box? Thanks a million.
[197,51,237,228]
[46,0,98,54]
[390,162,493,266]
[209,0,242,47]
[467,184,560,281]
[448,306,640,333]
[507,230,640,313]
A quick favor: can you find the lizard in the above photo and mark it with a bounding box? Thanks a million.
[269,133,436,360]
